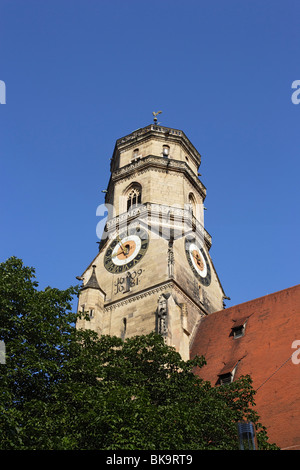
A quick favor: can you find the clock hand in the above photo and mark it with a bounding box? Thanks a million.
[123,245,130,257]
[112,248,125,258]
[116,236,127,253]
[191,251,204,268]
[113,241,131,258]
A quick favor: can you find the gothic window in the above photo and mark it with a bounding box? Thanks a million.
[126,184,142,211]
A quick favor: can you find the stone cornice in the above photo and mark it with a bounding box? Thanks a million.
[115,124,201,167]
[104,281,173,311]
[110,155,206,200]
[103,278,208,315]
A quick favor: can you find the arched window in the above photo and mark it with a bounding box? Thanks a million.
[188,193,196,217]
[126,184,142,211]
[163,145,170,157]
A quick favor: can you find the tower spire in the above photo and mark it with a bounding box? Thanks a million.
[81,265,101,291]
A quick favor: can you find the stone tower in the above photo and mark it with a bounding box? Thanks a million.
[76,123,226,359]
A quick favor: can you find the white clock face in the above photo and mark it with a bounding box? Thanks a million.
[111,235,141,266]
[185,237,211,286]
[104,228,149,273]
[188,243,207,278]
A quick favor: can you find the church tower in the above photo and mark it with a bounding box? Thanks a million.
[76,121,226,359]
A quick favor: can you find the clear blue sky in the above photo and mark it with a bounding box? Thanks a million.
[1,0,299,310]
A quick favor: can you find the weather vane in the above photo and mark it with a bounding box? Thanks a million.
[152,110,162,124]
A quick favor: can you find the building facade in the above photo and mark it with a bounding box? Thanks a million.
[190,284,300,450]
[76,124,226,359]
[76,122,300,449]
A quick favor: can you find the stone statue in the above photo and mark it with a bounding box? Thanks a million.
[157,294,168,337]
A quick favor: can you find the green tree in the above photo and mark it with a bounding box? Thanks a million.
[0,257,279,450]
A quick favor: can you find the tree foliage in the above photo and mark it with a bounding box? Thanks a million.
[0,257,279,450]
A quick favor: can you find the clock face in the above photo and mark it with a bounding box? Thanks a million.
[104,228,149,273]
[185,237,211,286]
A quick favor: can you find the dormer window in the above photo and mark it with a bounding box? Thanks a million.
[231,317,248,339]
[217,361,239,385]
[163,145,170,157]
[233,325,245,338]
[219,372,233,385]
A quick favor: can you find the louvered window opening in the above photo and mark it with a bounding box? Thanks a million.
[219,373,233,385]
[233,325,245,338]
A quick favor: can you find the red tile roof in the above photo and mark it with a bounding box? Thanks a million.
[190,284,300,450]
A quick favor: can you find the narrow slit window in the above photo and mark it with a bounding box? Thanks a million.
[188,193,196,217]
[121,317,127,341]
